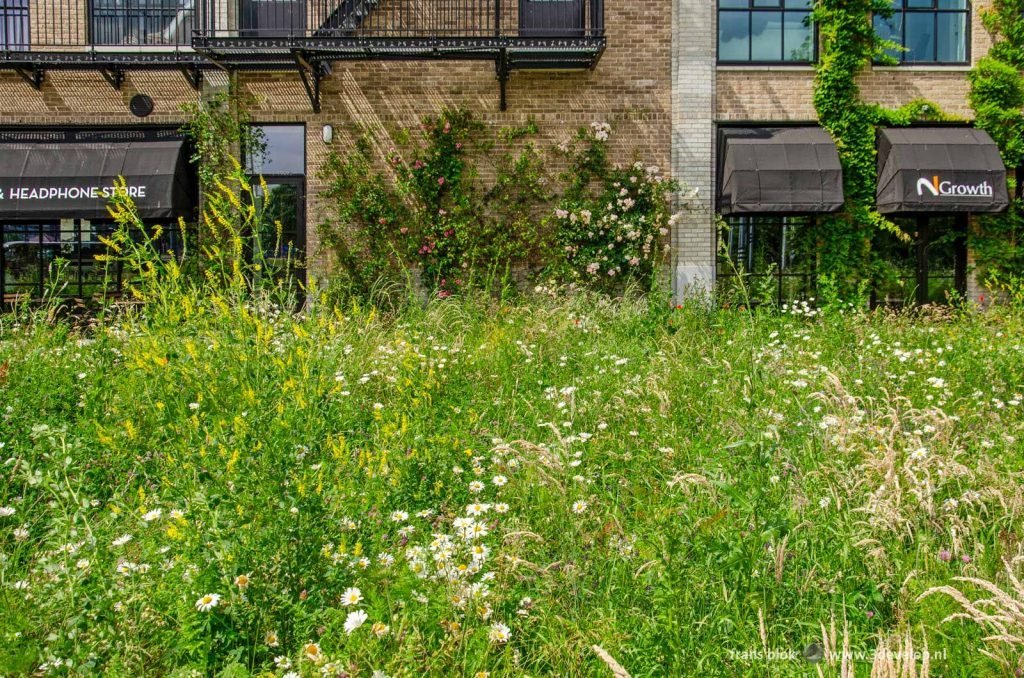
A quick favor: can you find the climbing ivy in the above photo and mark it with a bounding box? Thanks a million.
[968,0,1024,285]
[811,0,955,299]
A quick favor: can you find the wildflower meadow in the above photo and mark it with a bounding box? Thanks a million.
[2,287,1024,676]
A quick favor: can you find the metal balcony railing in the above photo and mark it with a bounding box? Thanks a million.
[0,0,603,53]
[0,0,605,109]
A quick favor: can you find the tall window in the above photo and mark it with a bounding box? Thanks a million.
[718,0,814,64]
[717,216,816,306]
[90,0,194,46]
[245,125,307,289]
[874,0,969,64]
[0,0,29,50]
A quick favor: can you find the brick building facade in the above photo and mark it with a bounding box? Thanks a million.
[699,0,1003,306]
[0,0,1009,304]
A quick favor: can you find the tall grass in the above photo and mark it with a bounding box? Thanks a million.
[2,233,1024,675]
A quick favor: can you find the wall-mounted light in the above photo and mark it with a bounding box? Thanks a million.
[322,124,333,144]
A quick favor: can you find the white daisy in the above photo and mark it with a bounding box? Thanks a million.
[142,509,162,522]
[466,503,490,516]
[0,507,15,518]
[112,534,133,547]
[571,500,588,515]
[344,609,368,634]
[341,587,363,607]
[390,510,409,522]
[488,622,511,643]
[195,593,221,612]
[303,642,324,663]
[491,475,508,487]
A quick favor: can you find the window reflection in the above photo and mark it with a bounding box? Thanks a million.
[0,0,28,50]
[874,0,968,64]
[246,125,306,177]
[2,220,184,301]
[718,0,814,64]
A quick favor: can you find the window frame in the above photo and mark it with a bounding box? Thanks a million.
[873,0,971,66]
[716,215,818,307]
[870,214,968,308]
[244,123,308,290]
[717,0,818,66]
[0,0,29,51]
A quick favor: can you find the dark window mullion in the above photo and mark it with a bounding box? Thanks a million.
[748,9,753,62]
[900,9,907,63]
[780,8,786,59]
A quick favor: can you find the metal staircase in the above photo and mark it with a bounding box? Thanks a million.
[316,0,380,35]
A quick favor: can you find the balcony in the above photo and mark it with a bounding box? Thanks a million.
[0,0,605,108]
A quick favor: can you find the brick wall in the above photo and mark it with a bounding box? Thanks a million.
[0,0,671,282]
[713,1,997,302]
[236,0,672,275]
[717,1,993,122]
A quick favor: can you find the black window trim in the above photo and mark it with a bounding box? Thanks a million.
[716,0,818,66]
[873,0,971,67]
[244,122,307,179]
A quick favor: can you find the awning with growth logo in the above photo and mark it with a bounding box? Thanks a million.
[876,127,1009,215]
[718,126,845,215]
[0,139,195,220]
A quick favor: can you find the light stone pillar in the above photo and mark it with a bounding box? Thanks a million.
[671,0,717,300]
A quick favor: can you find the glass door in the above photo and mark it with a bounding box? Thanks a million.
[251,177,306,290]
[872,215,967,307]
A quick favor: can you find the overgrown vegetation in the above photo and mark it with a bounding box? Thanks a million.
[967,0,1024,285]
[318,111,677,299]
[810,0,958,301]
[3,274,1024,675]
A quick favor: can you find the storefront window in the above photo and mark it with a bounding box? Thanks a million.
[718,0,814,64]
[2,220,184,302]
[717,216,816,306]
[874,0,969,64]
[872,215,967,307]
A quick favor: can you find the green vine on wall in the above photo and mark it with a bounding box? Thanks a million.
[968,0,1024,285]
[811,0,956,298]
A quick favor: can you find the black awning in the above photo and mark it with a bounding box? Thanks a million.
[876,127,1009,214]
[719,127,844,215]
[0,139,195,220]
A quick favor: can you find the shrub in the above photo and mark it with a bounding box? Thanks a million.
[318,110,680,299]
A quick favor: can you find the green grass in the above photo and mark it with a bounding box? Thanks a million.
[1,292,1023,676]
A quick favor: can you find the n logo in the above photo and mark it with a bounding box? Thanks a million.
[917,176,941,197]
